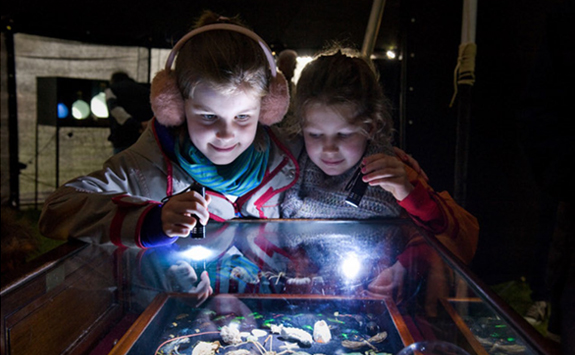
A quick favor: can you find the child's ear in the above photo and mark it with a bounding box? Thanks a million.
[259,72,290,126]
[150,69,186,127]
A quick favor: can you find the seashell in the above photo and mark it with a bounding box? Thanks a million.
[252,329,267,338]
[226,350,251,355]
[270,324,282,334]
[286,277,311,285]
[279,325,313,347]
[231,266,260,284]
[161,337,189,354]
[368,331,387,343]
[313,320,331,343]
[191,341,220,355]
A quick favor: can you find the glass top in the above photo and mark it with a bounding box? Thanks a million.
[100,219,544,355]
[3,219,548,355]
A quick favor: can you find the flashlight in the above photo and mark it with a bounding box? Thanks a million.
[344,165,368,208]
[189,183,206,239]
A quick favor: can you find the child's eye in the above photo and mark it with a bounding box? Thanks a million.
[338,132,352,138]
[307,132,321,138]
[201,114,217,120]
[236,114,250,121]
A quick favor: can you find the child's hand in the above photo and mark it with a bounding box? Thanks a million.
[367,261,406,301]
[393,147,429,182]
[161,191,211,238]
[362,153,414,201]
[191,270,214,306]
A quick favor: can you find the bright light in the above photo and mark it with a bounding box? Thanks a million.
[293,56,313,84]
[90,92,109,118]
[57,103,69,119]
[180,246,213,261]
[386,50,397,60]
[341,253,361,280]
[72,100,90,119]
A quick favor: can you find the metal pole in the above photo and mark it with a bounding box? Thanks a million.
[453,0,477,206]
[5,28,20,208]
[361,0,387,58]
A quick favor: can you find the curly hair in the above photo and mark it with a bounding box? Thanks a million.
[292,47,394,148]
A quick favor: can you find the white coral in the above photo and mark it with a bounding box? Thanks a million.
[191,341,220,355]
[220,325,242,345]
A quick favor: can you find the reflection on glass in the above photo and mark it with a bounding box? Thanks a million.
[341,252,361,280]
[180,246,213,261]
[57,103,69,118]
[90,92,108,118]
[115,220,539,355]
[396,340,471,355]
[72,99,90,119]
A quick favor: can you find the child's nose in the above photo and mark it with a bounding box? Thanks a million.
[215,122,234,139]
[322,139,338,152]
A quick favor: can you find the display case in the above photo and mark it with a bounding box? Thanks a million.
[1,219,555,355]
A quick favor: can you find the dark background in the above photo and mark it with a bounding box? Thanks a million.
[2,0,571,285]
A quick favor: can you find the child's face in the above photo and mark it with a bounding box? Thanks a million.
[302,103,368,176]
[185,83,261,165]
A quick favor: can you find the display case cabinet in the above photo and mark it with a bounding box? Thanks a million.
[1,219,556,355]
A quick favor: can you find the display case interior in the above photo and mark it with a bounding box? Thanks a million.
[2,219,553,355]
[113,293,413,355]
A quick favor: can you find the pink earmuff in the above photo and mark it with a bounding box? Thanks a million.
[150,23,290,127]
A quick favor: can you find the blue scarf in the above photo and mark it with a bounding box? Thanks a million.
[175,134,270,196]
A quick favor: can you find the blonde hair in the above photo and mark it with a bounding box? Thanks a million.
[175,11,269,100]
[174,11,270,150]
[293,47,394,148]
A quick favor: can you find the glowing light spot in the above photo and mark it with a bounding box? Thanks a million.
[90,92,109,118]
[341,253,361,279]
[180,246,212,261]
[57,103,69,118]
[386,50,397,59]
[72,100,90,119]
[293,56,313,83]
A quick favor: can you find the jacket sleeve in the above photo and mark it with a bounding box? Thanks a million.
[39,146,172,248]
[398,165,479,264]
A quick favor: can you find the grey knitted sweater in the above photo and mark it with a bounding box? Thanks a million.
[281,143,402,219]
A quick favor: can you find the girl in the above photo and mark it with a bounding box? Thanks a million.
[280,48,478,270]
[39,12,298,248]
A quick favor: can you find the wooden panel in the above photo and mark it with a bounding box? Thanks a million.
[439,298,489,355]
[1,242,123,355]
[7,288,115,354]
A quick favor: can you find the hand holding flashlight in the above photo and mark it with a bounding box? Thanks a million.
[161,182,210,238]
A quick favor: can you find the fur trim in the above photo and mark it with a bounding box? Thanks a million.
[259,73,290,126]
[150,69,290,127]
[150,69,186,127]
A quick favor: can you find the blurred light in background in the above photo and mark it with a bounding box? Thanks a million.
[90,92,109,118]
[57,103,69,119]
[71,99,90,119]
[294,56,313,84]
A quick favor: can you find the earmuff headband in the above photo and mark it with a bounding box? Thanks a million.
[151,23,289,127]
[165,23,278,77]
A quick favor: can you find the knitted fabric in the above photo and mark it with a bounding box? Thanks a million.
[281,142,402,219]
[175,134,270,196]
